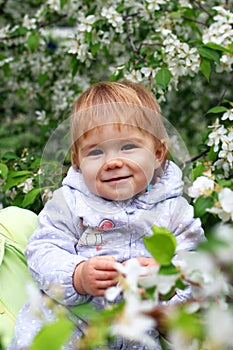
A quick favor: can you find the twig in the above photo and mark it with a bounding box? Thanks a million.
[217,72,233,105]
[192,0,214,19]
[0,14,67,42]
[181,148,210,167]
[181,15,208,27]
[123,12,147,63]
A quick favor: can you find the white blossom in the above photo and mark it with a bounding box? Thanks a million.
[202,6,233,68]
[78,15,96,33]
[140,272,178,296]
[101,7,124,33]
[106,259,156,346]
[161,32,199,81]
[17,178,33,194]
[46,0,60,12]
[22,15,37,30]
[146,0,167,11]
[68,40,91,62]
[218,188,233,221]
[105,258,148,301]
[5,188,17,200]
[222,108,233,121]
[124,69,143,82]
[0,57,14,67]
[41,188,53,203]
[35,110,48,126]
[213,6,233,25]
[0,24,10,39]
[216,53,233,73]
[177,250,229,298]
[214,159,230,178]
[111,293,156,347]
[213,224,233,263]
[188,176,215,199]
[207,119,227,152]
[178,0,192,8]
[218,140,233,167]
[140,66,155,78]
[208,188,233,222]
[205,305,233,347]
[210,129,233,177]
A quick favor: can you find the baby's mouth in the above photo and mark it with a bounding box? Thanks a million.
[103,175,132,183]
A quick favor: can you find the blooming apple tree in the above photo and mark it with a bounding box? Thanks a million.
[0,0,233,349]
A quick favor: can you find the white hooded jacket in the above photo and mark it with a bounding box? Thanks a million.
[8,161,204,350]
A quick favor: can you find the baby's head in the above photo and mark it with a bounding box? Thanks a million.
[70,81,169,200]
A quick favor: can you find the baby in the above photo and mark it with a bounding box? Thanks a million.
[8,81,204,350]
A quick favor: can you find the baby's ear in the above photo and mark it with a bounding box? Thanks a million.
[71,150,80,170]
[155,141,167,165]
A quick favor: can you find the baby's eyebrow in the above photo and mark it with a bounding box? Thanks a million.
[80,143,99,154]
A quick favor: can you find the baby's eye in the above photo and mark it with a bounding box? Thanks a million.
[122,143,138,151]
[87,149,103,156]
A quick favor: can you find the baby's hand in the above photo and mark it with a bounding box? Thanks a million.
[73,256,118,296]
[123,257,159,268]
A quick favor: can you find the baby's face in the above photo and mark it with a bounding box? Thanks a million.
[78,125,163,201]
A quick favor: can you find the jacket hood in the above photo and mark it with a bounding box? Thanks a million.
[62,161,184,210]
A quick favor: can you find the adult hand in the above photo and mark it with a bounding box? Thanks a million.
[73,256,118,296]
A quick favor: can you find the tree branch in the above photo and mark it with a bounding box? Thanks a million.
[181,147,210,167]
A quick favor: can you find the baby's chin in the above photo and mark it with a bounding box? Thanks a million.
[99,188,147,202]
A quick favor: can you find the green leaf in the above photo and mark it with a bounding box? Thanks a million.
[144,226,177,266]
[60,0,68,8]
[143,286,156,299]
[0,163,8,179]
[38,73,48,86]
[205,43,232,53]
[27,33,40,52]
[192,163,205,181]
[155,68,172,90]
[207,106,228,114]
[194,195,215,218]
[90,43,100,56]
[197,46,220,63]
[14,170,32,177]
[22,188,41,208]
[4,176,28,190]
[2,152,18,161]
[70,56,79,77]
[200,58,211,82]
[227,43,233,53]
[30,318,74,350]
[12,26,27,36]
[217,178,233,188]
[71,302,98,320]
[159,263,178,275]
[206,146,218,161]
[4,170,32,190]
[170,307,204,339]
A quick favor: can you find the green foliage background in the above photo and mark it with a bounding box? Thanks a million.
[0,1,233,349]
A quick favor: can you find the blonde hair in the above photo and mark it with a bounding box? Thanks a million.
[70,81,169,166]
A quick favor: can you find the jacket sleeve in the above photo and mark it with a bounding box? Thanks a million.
[25,187,91,306]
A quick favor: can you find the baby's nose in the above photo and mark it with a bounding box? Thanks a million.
[103,158,124,170]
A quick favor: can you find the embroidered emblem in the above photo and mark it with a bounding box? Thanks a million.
[98,219,115,230]
[77,219,115,248]
[78,227,103,246]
